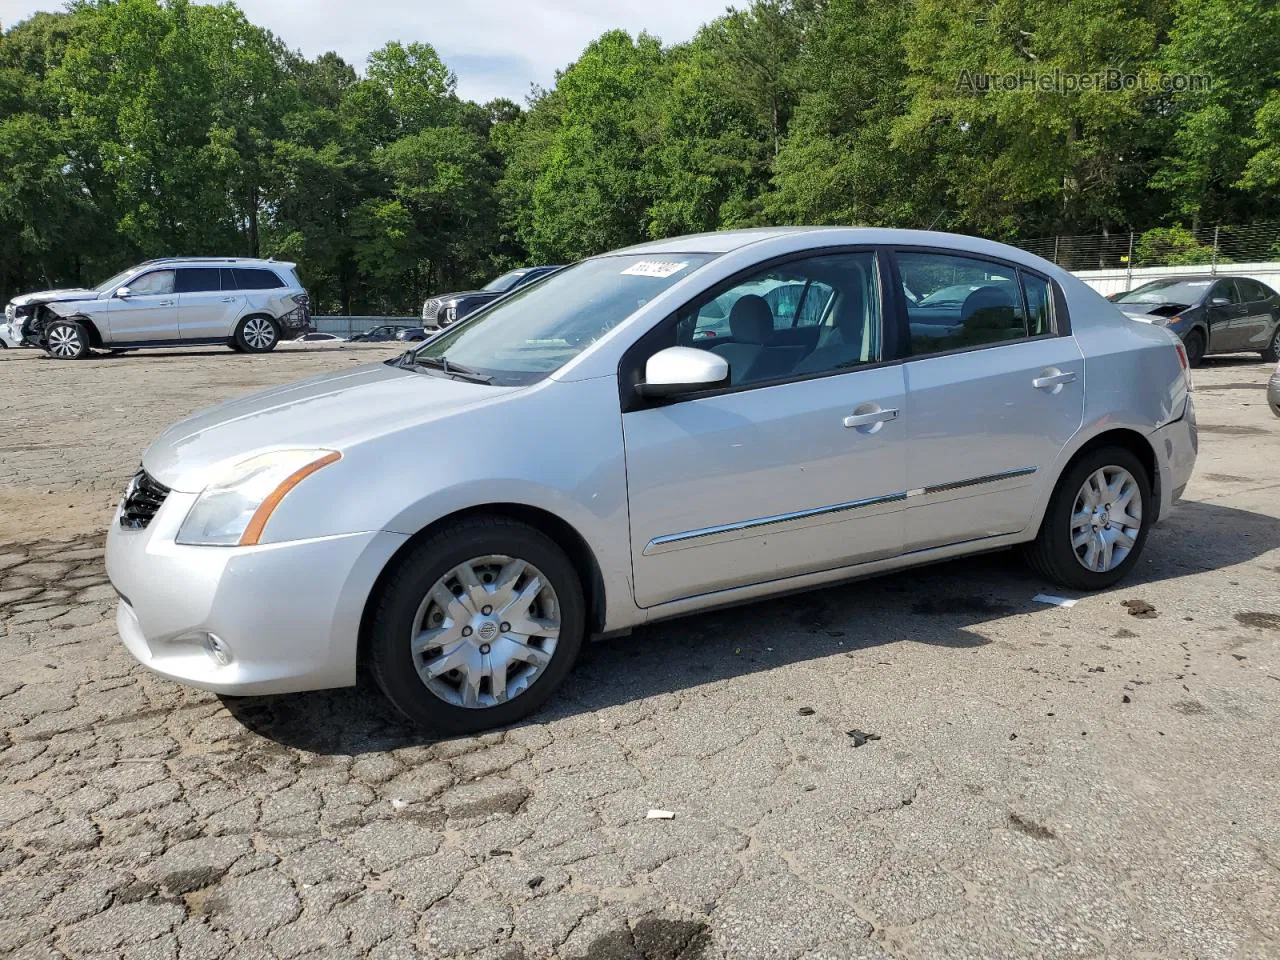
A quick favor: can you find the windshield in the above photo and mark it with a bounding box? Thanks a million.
[93,268,136,295]
[415,254,716,385]
[1115,279,1212,306]
[482,270,526,293]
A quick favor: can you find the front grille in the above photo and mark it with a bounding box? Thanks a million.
[120,469,170,529]
[422,298,441,322]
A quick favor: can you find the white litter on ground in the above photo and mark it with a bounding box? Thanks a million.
[646,809,676,820]
[1033,594,1079,608]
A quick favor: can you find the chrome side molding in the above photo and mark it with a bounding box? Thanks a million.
[644,466,1037,556]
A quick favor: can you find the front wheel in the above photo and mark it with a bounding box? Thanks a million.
[1183,328,1206,368]
[234,316,279,353]
[45,320,91,360]
[367,516,585,733]
[1023,446,1153,591]
[1261,325,1280,363]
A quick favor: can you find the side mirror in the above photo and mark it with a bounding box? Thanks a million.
[636,346,730,400]
[115,286,132,299]
[1210,296,1231,307]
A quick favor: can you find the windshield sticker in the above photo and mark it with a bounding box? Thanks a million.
[1184,281,1211,286]
[621,260,689,279]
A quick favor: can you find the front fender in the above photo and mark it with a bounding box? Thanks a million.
[258,375,641,630]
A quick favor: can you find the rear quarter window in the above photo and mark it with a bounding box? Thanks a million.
[233,268,286,290]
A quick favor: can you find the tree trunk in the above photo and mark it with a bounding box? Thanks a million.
[248,183,260,258]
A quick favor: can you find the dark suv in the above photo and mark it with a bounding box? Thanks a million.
[421,265,562,330]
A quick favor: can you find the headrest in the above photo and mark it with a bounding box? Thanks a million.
[961,285,1017,325]
[728,294,773,343]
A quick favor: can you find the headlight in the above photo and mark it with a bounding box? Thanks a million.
[176,449,341,546]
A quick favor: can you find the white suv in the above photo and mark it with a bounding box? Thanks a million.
[4,257,310,359]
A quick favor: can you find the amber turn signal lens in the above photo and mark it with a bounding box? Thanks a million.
[238,450,342,546]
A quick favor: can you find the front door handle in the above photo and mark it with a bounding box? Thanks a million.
[843,407,899,430]
[157,300,176,307]
[220,297,236,303]
[1033,370,1077,391]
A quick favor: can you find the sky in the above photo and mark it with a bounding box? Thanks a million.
[0,0,732,103]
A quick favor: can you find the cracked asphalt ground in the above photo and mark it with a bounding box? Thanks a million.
[2,343,1280,960]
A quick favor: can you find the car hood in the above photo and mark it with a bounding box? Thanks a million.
[143,361,519,491]
[1117,302,1188,321]
[441,290,495,302]
[9,288,98,307]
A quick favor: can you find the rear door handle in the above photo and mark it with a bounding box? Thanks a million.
[1033,370,1077,391]
[220,297,236,303]
[843,408,899,429]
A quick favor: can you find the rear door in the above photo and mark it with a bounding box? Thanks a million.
[1234,279,1274,351]
[176,268,244,340]
[892,249,1085,551]
[104,269,179,342]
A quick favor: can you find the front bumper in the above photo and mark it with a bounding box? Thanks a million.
[106,491,407,695]
[1151,395,1198,521]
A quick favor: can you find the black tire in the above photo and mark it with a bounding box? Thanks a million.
[1262,325,1280,363]
[1183,328,1206,368]
[45,320,92,360]
[1022,445,1153,591]
[234,315,279,353]
[368,516,585,733]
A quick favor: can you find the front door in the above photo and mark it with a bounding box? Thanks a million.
[623,250,908,608]
[104,269,179,343]
[893,250,1085,551]
[1206,278,1248,353]
[176,267,245,341]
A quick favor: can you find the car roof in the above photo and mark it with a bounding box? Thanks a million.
[138,257,297,268]
[609,226,1068,263]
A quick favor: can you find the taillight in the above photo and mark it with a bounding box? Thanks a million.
[1174,340,1193,391]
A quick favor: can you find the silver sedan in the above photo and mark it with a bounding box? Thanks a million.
[1270,361,1280,417]
[106,228,1198,731]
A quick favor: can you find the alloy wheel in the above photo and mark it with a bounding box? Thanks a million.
[1070,466,1143,573]
[410,554,561,709]
[243,317,276,350]
[48,326,83,358]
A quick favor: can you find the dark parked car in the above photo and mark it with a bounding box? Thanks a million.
[395,327,429,342]
[1112,275,1280,367]
[421,265,562,330]
[348,325,405,343]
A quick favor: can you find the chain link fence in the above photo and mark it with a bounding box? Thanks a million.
[1011,221,1280,273]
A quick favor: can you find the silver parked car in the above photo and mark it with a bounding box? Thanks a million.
[106,228,1198,732]
[1269,361,1280,418]
[5,257,310,359]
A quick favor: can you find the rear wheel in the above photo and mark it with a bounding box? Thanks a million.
[1183,328,1206,368]
[1023,445,1152,591]
[45,320,91,360]
[1262,325,1280,363]
[234,315,279,353]
[368,516,585,733]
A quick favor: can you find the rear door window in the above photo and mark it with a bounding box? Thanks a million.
[175,268,222,294]
[894,251,1028,355]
